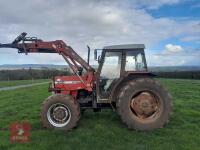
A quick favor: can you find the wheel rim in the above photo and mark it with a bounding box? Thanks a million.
[130,91,160,120]
[47,103,71,127]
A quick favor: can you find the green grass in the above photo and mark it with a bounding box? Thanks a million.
[0,79,200,150]
[0,79,49,88]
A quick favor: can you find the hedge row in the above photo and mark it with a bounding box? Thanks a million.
[0,69,70,81]
[154,71,200,79]
[0,69,199,81]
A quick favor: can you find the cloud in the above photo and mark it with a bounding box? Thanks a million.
[0,0,199,66]
[164,44,184,54]
[149,55,188,66]
[147,44,200,66]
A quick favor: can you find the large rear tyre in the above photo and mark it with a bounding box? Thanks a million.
[117,78,172,131]
[40,94,80,131]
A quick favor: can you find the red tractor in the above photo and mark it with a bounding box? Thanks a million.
[0,33,172,131]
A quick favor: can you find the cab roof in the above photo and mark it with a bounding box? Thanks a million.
[103,44,145,50]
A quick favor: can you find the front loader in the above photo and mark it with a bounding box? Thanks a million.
[0,33,172,131]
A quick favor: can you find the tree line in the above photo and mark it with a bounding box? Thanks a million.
[0,68,71,81]
[0,69,199,81]
[153,71,200,79]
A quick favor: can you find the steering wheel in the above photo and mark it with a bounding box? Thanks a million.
[12,32,27,44]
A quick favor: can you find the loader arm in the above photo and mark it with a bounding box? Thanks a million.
[0,33,94,71]
[0,33,95,91]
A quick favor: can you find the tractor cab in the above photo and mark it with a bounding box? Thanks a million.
[94,44,148,101]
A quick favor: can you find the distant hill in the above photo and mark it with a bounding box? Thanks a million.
[0,64,67,70]
[149,66,200,72]
[0,64,200,72]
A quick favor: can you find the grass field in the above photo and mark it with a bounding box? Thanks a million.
[0,79,49,88]
[0,79,200,150]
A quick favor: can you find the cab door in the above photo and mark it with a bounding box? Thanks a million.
[96,51,123,101]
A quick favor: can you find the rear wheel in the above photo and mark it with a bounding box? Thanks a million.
[117,78,172,131]
[41,94,80,131]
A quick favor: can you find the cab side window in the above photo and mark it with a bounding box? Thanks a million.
[125,52,146,71]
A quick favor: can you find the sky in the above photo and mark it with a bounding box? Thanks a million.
[0,0,199,66]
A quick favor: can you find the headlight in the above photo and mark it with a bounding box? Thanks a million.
[55,79,63,84]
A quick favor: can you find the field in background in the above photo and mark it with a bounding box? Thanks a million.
[0,79,200,150]
[0,79,49,88]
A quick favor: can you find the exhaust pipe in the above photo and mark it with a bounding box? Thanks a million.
[87,45,90,65]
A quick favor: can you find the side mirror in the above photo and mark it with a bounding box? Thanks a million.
[87,45,90,64]
[94,49,97,60]
[94,49,102,63]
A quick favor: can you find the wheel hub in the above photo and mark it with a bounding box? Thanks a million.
[53,106,68,121]
[47,103,71,127]
[130,92,158,118]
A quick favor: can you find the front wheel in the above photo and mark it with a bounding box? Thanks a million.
[40,94,80,131]
[117,78,172,131]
